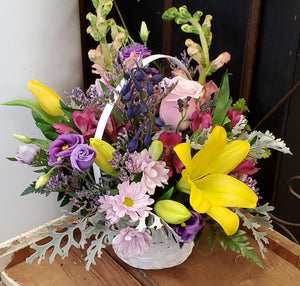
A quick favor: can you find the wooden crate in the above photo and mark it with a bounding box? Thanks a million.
[1,216,300,286]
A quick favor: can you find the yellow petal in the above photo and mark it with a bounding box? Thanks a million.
[190,126,227,180]
[28,80,63,116]
[209,140,250,174]
[89,138,119,177]
[194,173,258,208]
[173,142,192,168]
[206,205,240,236]
[190,182,212,213]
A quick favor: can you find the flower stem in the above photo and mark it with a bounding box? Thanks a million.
[189,18,210,84]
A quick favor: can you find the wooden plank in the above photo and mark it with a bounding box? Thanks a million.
[0,216,70,273]
[107,229,300,286]
[3,246,142,286]
[266,228,300,269]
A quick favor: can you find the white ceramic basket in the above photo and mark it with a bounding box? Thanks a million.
[94,54,193,269]
[113,232,194,270]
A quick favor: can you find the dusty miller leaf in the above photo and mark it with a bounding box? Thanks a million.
[234,203,274,259]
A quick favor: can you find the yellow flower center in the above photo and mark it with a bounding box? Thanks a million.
[62,145,69,150]
[124,197,134,207]
[181,222,186,227]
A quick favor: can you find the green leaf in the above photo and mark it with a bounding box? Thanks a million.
[207,224,217,251]
[32,111,58,140]
[219,230,263,268]
[7,157,17,162]
[249,135,258,146]
[60,196,71,207]
[212,72,232,125]
[2,100,64,125]
[157,187,174,201]
[232,98,250,112]
[57,192,64,202]
[21,182,45,196]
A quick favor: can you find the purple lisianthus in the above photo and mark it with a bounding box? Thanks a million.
[121,43,152,59]
[171,211,205,243]
[48,134,84,166]
[70,144,96,173]
[15,145,39,165]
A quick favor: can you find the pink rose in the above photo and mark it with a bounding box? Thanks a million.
[159,76,204,130]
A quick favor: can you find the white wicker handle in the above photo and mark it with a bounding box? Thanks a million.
[93,54,191,182]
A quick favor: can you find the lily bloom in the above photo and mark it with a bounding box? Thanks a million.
[174,126,258,236]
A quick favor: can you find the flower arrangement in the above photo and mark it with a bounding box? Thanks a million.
[3,1,292,270]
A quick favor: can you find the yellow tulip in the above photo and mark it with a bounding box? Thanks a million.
[90,138,119,177]
[28,79,63,116]
[154,200,191,224]
[174,126,258,236]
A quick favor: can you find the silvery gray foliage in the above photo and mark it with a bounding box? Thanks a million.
[234,203,275,259]
[240,130,292,159]
[26,212,124,270]
[136,212,182,244]
[26,215,87,265]
[25,211,181,270]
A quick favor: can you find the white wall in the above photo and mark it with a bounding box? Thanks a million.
[0,1,83,242]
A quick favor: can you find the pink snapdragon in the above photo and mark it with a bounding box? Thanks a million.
[112,227,152,257]
[131,149,169,195]
[227,108,243,128]
[191,110,213,132]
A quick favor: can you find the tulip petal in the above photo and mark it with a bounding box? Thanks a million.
[90,138,119,177]
[209,140,250,174]
[206,205,240,236]
[28,80,64,116]
[194,173,258,208]
[173,143,192,169]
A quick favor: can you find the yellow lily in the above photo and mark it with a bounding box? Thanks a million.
[28,80,63,116]
[174,126,258,236]
[90,138,119,177]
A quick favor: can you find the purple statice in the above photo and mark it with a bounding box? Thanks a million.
[121,43,152,60]
[65,80,114,109]
[171,211,205,243]
[70,188,101,214]
[109,149,135,182]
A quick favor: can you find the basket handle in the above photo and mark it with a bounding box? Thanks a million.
[93,54,191,182]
